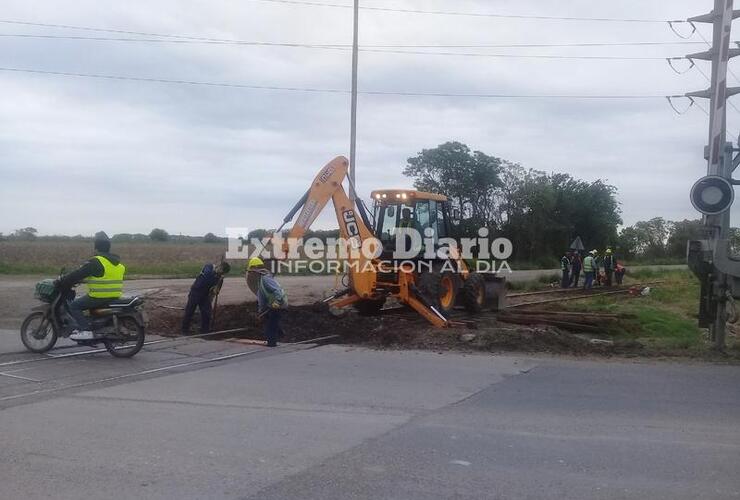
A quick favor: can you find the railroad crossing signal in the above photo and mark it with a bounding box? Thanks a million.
[685,0,740,349]
[690,175,735,215]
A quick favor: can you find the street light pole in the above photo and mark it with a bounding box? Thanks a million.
[349,0,359,202]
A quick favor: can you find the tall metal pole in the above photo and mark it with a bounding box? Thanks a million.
[704,0,732,348]
[686,0,740,349]
[349,0,359,202]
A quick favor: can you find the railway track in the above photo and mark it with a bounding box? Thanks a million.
[372,281,663,327]
[0,332,339,405]
[0,327,261,368]
[0,282,661,402]
[506,281,663,308]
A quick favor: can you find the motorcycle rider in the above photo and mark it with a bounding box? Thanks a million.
[55,232,126,340]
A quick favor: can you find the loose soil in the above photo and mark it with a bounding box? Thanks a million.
[148,301,662,358]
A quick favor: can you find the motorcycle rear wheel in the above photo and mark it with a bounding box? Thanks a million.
[20,311,58,353]
[104,316,145,358]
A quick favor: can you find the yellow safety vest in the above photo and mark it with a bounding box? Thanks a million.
[583,256,595,272]
[85,256,126,299]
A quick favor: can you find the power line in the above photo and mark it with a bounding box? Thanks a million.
[247,0,684,23]
[0,19,234,41]
[693,99,710,116]
[0,65,674,99]
[696,29,740,85]
[341,41,708,49]
[691,64,740,140]
[0,30,708,49]
[0,33,680,60]
[691,30,740,116]
[0,33,348,49]
[357,48,669,60]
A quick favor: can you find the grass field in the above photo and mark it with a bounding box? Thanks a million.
[0,240,229,277]
[559,269,739,354]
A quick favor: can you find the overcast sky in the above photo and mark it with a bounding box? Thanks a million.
[1,0,738,236]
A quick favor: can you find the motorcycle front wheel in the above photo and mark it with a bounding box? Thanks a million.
[20,311,58,353]
[105,316,145,358]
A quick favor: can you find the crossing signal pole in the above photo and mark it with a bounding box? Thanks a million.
[686,0,740,349]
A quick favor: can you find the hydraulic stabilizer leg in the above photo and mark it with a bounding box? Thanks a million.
[408,284,450,327]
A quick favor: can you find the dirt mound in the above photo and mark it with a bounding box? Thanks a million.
[146,301,645,356]
[148,301,382,343]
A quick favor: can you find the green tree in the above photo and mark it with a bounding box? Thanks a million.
[618,217,669,259]
[203,232,222,243]
[404,141,503,229]
[403,141,621,263]
[12,227,37,240]
[617,226,640,259]
[500,169,621,262]
[666,219,703,258]
[149,228,169,242]
[634,217,669,258]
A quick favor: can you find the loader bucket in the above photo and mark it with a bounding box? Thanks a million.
[483,275,507,311]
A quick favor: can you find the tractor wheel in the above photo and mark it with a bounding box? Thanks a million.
[417,269,458,314]
[462,272,486,313]
[354,298,386,316]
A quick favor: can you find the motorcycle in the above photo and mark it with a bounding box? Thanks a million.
[20,270,147,358]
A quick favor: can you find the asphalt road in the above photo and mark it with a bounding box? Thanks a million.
[0,329,737,500]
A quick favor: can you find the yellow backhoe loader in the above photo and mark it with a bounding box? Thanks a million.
[268,156,505,327]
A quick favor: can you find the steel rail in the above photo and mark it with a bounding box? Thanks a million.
[0,334,339,403]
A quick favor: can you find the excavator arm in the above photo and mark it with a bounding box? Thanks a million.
[274,156,377,299]
[271,156,452,328]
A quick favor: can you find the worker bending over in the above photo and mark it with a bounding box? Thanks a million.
[247,258,287,347]
[181,262,230,335]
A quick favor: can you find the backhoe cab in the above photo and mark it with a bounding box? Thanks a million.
[371,189,452,256]
[271,156,505,327]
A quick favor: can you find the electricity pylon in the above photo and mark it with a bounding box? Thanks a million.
[686,0,740,349]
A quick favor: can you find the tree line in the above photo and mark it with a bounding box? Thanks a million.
[617,217,740,261]
[8,141,725,265]
[404,141,621,265]
[0,228,227,244]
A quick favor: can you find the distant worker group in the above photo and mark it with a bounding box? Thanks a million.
[561,248,625,289]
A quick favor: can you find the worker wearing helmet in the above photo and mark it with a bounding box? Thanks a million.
[602,248,616,287]
[247,258,287,347]
[582,250,597,289]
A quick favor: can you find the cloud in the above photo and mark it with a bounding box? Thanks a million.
[0,0,737,237]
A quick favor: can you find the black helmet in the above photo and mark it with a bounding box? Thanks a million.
[94,231,111,253]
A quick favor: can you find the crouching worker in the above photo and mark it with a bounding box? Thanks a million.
[181,262,231,335]
[246,258,287,347]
